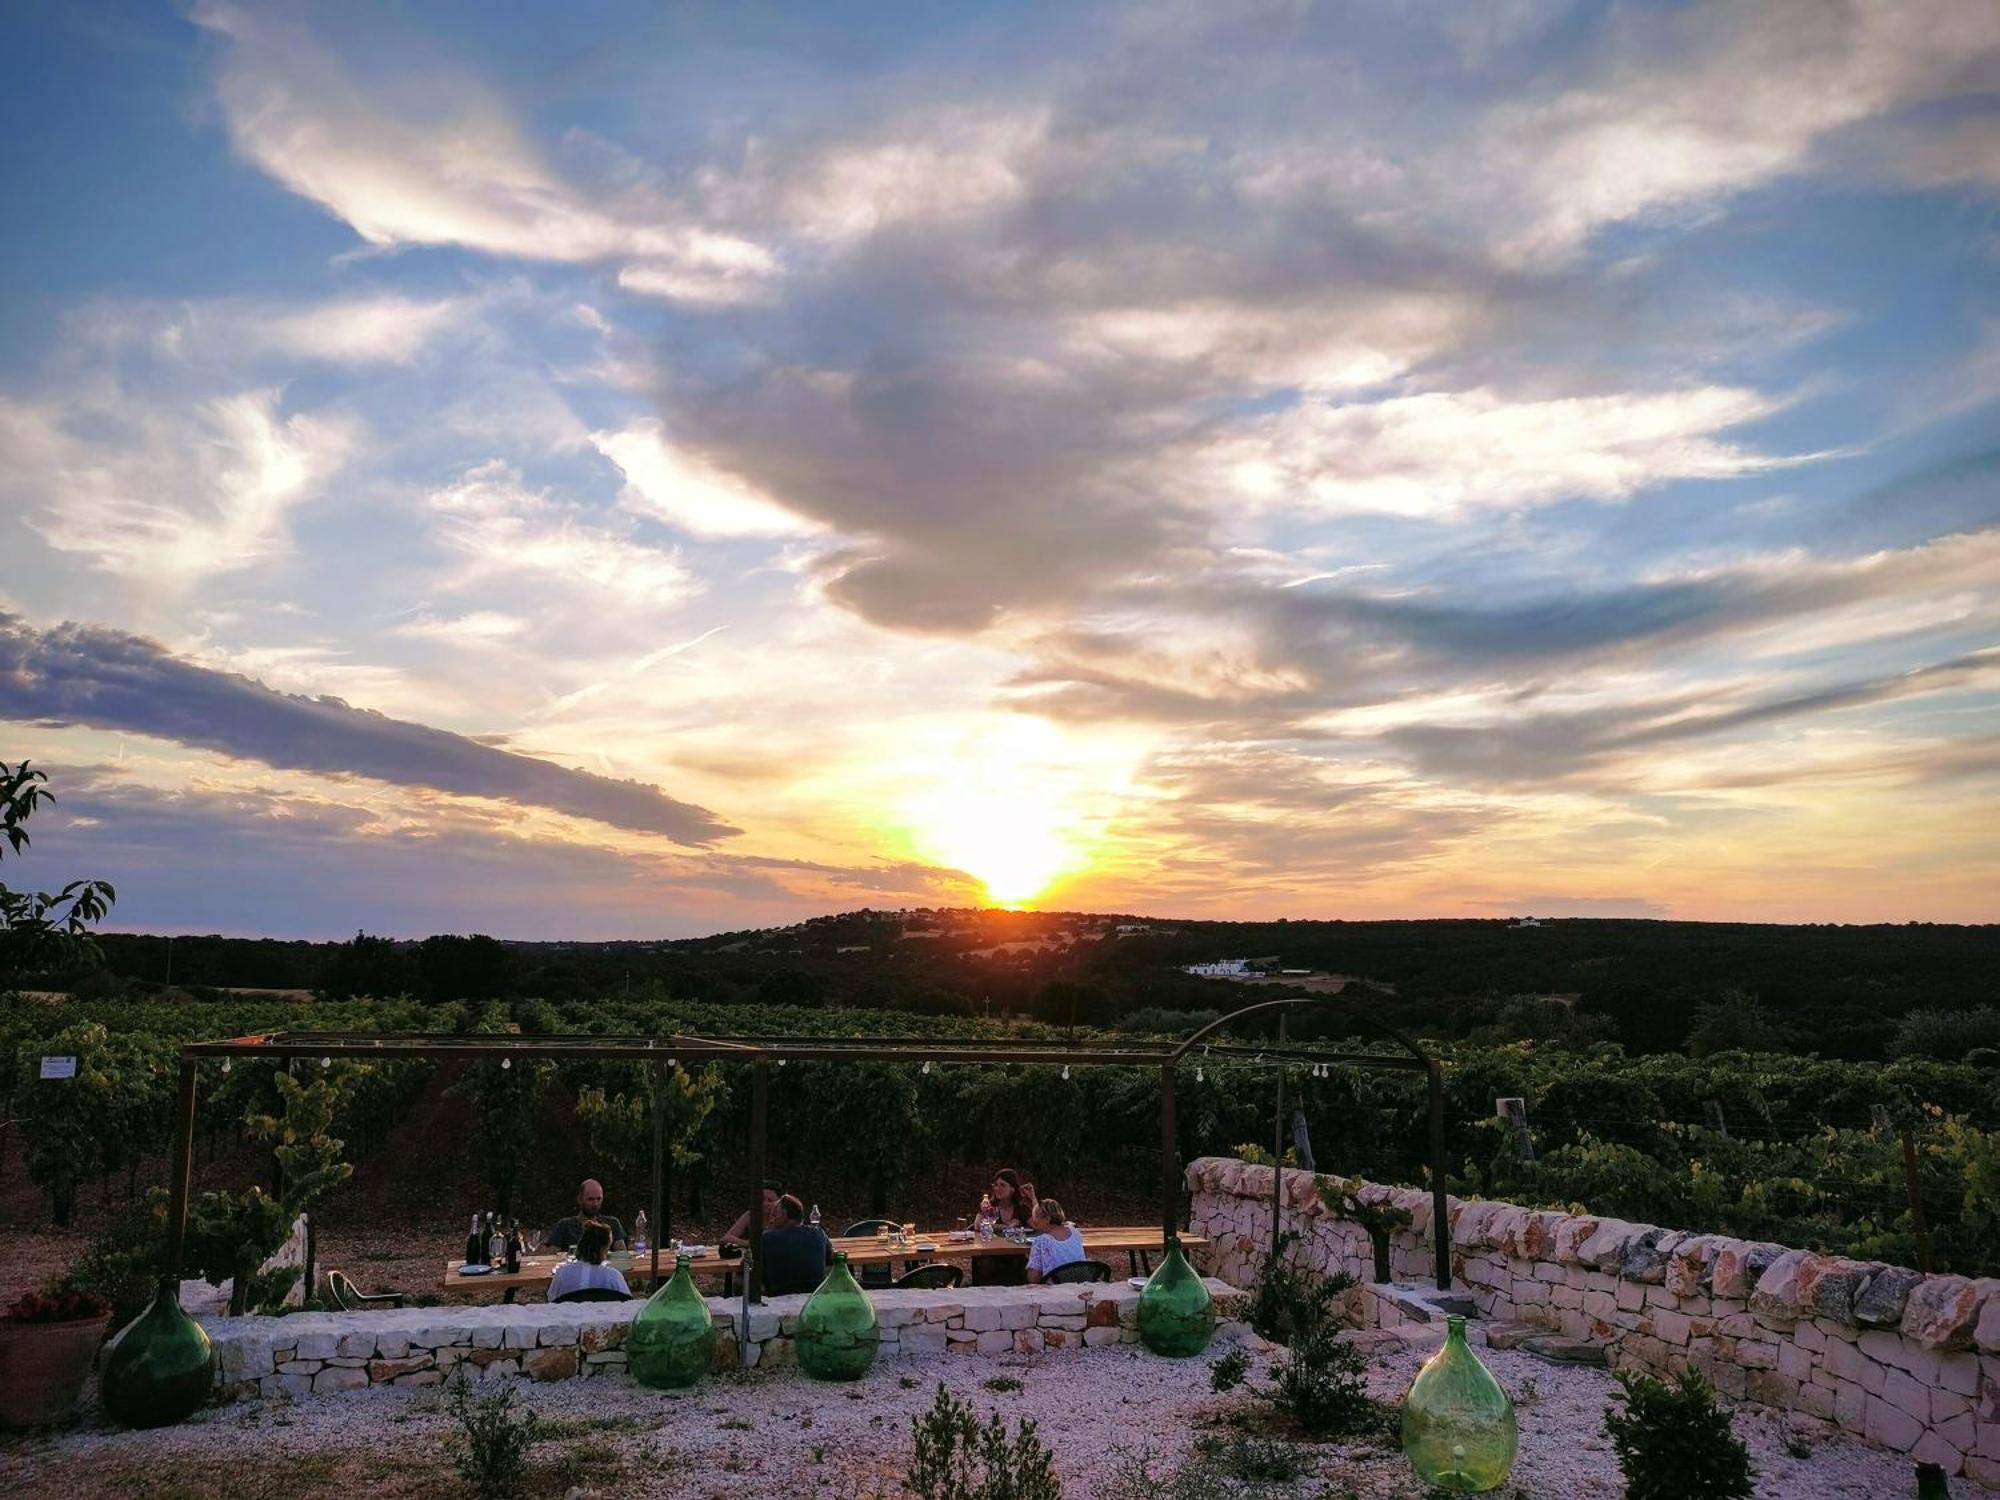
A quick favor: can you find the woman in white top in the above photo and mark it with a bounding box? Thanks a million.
[1024,1198,1086,1283]
[548,1219,630,1301]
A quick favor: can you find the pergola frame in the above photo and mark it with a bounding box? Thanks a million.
[165,1009,1451,1352]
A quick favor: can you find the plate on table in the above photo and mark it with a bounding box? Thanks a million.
[677,1245,709,1258]
[1127,1276,1150,1289]
[947,1231,973,1242]
[459,1264,493,1276]
[917,1242,940,1252]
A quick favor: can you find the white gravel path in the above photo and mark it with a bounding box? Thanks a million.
[0,1324,1935,1497]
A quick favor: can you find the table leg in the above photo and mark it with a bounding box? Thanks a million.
[503,1287,518,1305]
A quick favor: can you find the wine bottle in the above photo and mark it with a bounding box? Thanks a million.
[505,1218,521,1274]
[465,1213,483,1267]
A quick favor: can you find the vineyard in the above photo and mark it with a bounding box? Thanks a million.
[4,990,1998,1314]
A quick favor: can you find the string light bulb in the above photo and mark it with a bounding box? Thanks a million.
[500,1057,511,1070]
[1196,1066,1204,1083]
[1061,1064,1071,1081]
[221,1058,232,1073]
[922,1060,932,1074]
[321,1056,332,1069]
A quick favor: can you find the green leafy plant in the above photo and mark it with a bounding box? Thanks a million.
[1603,1368,1753,1500]
[1243,1229,1352,1346]
[1208,1348,1250,1392]
[1194,1433,1308,1483]
[0,760,116,977]
[445,1367,538,1499]
[1266,1324,1378,1439]
[909,1383,1062,1500]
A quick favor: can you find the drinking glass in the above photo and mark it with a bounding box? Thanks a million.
[876,1224,891,1245]
[522,1229,541,1256]
[902,1222,917,1242]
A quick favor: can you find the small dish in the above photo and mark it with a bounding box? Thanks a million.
[459,1264,493,1276]
[1126,1276,1150,1289]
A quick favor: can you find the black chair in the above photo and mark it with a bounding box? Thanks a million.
[842,1220,903,1288]
[1046,1259,1114,1285]
[325,1270,406,1310]
[892,1263,964,1290]
[551,1287,631,1303]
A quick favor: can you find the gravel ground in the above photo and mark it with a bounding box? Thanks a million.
[0,1320,1932,1499]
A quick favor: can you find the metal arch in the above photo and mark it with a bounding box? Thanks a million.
[1161,993,1452,1293]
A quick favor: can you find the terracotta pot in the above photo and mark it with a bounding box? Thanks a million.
[0,1313,113,1427]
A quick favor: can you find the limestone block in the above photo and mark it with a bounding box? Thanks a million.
[277,1359,321,1376]
[1940,1351,1982,1398]
[1578,1220,1645,1273]
[376,1335,411,1361]
[323,1357,370,1369]
[368,1357,432,1382]
[278,1372,315,1397]
[1904,1277,1984,1351]
[1712,1243,1785,1301]
[471,1324,506,1350]
[1616,1281,1646,1313]
[1864,1393,1926,1451]
[394,1371,443,1386]
[475,1357,520,1382]
[1451,1201,1506,1249]
[293,1332,339,1361]
[314,1365,370,1394]
[503,1325,536,1350]
[335,1330,376,1360]
[923,1302,964,1324]
[975,1330,1013,1355]
[1745,1370,1798,1408]
[1911,1432,1965,1471]
[1825,1336,1886,1394]
[220,1336,275,1380]
[1856,1266,1927,1329]
[537,1320,581,1348]
[1666,1236,1719,1298]
[1749,1250,1817,1323]
[1651,1309,1694,1347]
[1883,1367,1932,1422]
[903,1325,947,1355]
[1552,1216,1601,1264]
[1620,1229,1680,1285]
[1975,1281,2000,1355]
[1001,1304,1038,1332]
[1799,1258,1876,1326]
[524,1347,578,1381]
[412,1323,470,1350]
[1777,1342,1813,1381]
[1796,1381,1836,1421]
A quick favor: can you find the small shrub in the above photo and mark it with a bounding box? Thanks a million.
[445,1368,537,1500]
[910,1383,1062,1500]
[1603,1368,1753,1500]
[1196,1433,1307,1482]
[983,1375,1024,1393]
[1267,1326,1376,1439]
[1244,1230,1353,1345]
[1209,1348,1250,1393]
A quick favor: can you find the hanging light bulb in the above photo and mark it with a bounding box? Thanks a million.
[922,1060,932,1074]
[320,1056,332,1069]
[777,1058,787,1068]
[1196,1067,1204,1083]
[500,1057,512,1070]
[1061,1064,1071,1081]
[221,1058,232,1073]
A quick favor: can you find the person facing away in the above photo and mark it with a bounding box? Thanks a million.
[548,1219,630,1301]
[548,1178,626,1252]
[1024,1197,1085,1284]
[722,1181,784,1250]
[758,1193,832,1296]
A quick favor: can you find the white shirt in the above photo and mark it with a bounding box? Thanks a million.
[1027,1227,1085,1278]
[548,1259,630,1300]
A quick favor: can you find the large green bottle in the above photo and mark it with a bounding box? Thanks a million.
[627,1255,716,1389]
[1916,1462,1952,1499]
[795,1251,878,1381]
[1402,1315,1518,1492]
[1136,1236,1214,1357]
[100,1280,216,1429]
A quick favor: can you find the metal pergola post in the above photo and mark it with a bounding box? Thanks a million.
[650,1062,665,1288]
[164,1056,198,1287]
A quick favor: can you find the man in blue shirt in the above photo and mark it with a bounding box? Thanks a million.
[759,1194,831,1296]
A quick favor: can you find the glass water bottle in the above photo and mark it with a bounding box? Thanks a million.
[1402,1315,1518,1493]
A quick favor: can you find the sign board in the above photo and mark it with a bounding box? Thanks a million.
[39,1055,78,1080]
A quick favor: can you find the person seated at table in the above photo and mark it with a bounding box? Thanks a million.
[548,1178,626,1252]
[548,1220,630,1301]
[1024,1198,1085,1284]
[759,1193,832,1296]
[982,1168,1034,1231]
[722,1180,785,1252]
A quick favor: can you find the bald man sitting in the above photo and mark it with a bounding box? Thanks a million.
[547,1178,627,1253]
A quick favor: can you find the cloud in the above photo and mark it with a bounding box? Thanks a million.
[1207,384,1800,518]
[192,1,777,305]
[425,461,696,611]
[1,388,353,586]
[0,613,739,845]
[592,421,817,538]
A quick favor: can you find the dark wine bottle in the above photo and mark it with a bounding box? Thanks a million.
[465,1212,483,1267]
[505,1218,521,1274]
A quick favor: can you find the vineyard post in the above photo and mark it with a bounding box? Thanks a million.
[1899,1123,1933,1275]
[165,1054,198,1288]
[1270,1014,1286,1270]
[1427,1058,1449,1292]
[650,1059,664,1288]
[746,1055,768,1314]
[1159,1061,1178,1242]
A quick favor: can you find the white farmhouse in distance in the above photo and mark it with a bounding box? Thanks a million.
[1185,958,1255,977]
[1510,916,1543,928]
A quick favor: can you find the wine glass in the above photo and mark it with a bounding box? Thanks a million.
[521,1228,541,1256]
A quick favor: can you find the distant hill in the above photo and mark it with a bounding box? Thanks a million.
[80,909,2000,1060]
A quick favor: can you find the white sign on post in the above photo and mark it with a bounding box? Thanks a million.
[39,1055,78,1080]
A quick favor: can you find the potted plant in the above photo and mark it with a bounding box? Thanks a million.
[0,1288,114,1427]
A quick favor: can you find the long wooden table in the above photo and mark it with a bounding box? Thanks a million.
[441,1226,1207,1301]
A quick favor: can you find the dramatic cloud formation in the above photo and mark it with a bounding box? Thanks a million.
[0,0,1995,931]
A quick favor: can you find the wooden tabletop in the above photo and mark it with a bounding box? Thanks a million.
[441,1225,1207,1297]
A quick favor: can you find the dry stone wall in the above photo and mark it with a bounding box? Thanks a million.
[1185,1155,2000,1490]
[199,1280,1247,1401]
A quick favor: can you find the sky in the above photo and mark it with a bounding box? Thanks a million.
[1,0,1997,938]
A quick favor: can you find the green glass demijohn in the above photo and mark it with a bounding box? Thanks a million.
[628,1254,715,1389]
[1402,1315,1518,1493]
[795,1251,879,1381]
[100,1279,216,1429]
[1136,1236,1214,1357]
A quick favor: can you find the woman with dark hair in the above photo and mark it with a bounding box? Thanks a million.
[972,1168,1036,1285]
[548,1219,630,1301]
